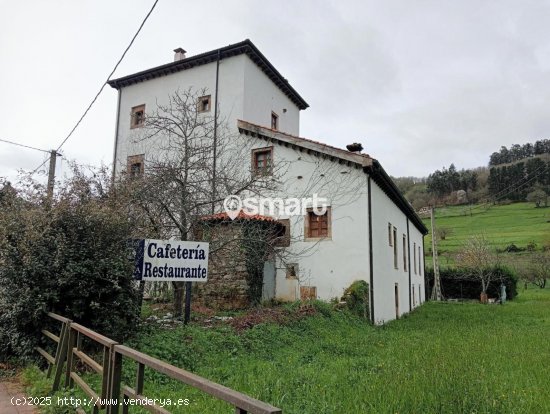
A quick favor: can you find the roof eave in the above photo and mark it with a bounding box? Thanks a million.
[365,160,428,235]
[238,120,372,168]
[107,39,309,110]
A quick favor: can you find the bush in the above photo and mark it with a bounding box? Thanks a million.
[425,266,518,300]
[0,170,140,358]
[341,280,370,319]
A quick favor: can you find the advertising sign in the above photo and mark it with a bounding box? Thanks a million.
[131,239,209,282]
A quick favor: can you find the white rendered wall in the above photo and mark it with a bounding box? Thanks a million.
[242,59,300,136]
[369,180,425,324]
[240,138,370,302]
[113,54,302,174]
[408,223,425,309]
[232,133,425,323]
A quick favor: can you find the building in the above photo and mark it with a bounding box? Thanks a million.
[108,39,428,323]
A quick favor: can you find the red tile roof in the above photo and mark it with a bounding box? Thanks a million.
[237,120,372,161]
[199,211,278,222]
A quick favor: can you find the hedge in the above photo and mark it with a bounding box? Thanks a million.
[425,265,518,301]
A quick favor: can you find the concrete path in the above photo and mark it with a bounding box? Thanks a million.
[0,381,37,414]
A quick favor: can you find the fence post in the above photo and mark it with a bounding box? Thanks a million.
[52,320,70,391]
[65,326,76,388]
[108,348,123,414]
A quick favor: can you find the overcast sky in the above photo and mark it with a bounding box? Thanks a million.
[2,0,550,184]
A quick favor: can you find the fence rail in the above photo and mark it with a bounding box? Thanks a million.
[36,312,281,414]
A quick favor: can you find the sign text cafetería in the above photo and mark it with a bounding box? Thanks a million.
[132,239,209,282]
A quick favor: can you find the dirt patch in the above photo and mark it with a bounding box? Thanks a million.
[228,304,317,332]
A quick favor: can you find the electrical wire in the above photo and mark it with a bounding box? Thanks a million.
[30,0,160,176]
[0,138,50,153]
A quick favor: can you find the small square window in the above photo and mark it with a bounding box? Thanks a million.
[252,147,273,176]
[271,112,279,130]
[286,263,298,279]
[131,105,145,129]
[305,207,331,240]
[198,95,211,112]
[127,154,144,177]
[274,219,290,247]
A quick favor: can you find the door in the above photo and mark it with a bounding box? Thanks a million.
[262,261,276,301]
[395,283,399,319]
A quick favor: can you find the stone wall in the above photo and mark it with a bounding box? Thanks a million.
[194,222,250,310]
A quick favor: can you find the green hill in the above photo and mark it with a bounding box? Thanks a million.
[422,202,550,267]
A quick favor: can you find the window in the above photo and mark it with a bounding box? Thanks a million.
[271,111,279,130]
[274,219,290,247]
[198,95,211,112]
[286,263,299,279]
[388,223,393,246]
[413,242,417,274]
[131,105,145,129]
[393,227,398,269]
[300,286,317,300]
[305,207,331,239]
[403,235,407,272]
[252,147,273,176]
[127,154,144,177]
[412,285,416,307]
[418,246,422,275]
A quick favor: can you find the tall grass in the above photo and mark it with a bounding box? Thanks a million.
[24,288,550,413]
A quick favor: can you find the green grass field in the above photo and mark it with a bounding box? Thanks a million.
[422,202,550,267]
[24,287,550,414]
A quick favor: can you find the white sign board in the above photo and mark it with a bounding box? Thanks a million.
[132,239,209,282]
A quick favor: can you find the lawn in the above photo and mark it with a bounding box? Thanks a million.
[24,287,550,413]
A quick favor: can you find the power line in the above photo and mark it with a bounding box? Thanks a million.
[0,138,50,154]
[30,0,160,176]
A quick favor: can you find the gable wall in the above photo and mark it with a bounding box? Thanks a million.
[243,59,301,136]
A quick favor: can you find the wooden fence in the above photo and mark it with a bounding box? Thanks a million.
[37,312,281,414]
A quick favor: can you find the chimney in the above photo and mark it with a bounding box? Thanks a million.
[346,143,364,153]
[173,48,187,61]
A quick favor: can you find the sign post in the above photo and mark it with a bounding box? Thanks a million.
[131,239,209,324]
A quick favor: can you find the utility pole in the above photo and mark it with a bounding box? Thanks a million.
[47,150,59,198]
[430,207,443,301]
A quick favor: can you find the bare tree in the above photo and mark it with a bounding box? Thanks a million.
[528,252,549,288]
[526,188,548,208]
[456,234,496,303]
[436,227,453,241]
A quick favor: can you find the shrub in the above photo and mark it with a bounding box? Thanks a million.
[498,243,524,253]
[341,280,370,319]
[425,266,518,300]
[0,170,140,358]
